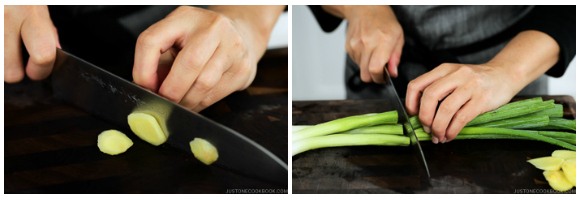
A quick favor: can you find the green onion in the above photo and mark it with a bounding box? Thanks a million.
[476,115,549,129]
[293,124,404,135]
[292,133,409,156]
[528,104,564,118]
[293,111,398,142]
[409,116,422,130]
[543,118,576,131]
[458,127,575,150]
[415,128,524,141]
[467,100,555,126]
[340,124,403,135]
[415,128,576,147]
[292,98,575,156]
[493,97,543,112]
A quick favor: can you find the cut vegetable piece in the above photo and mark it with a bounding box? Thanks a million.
[552,150,576,160]
[543,170,574,192]
[340,124,403,135]
[293,111,398,142]
[292,125,310,133]
[97,130,133,155]
[409,116,422,130]
[293,133,409,156]
[190,138,219,165]
[561,158,576,186]
[527,156,564,171]
[127,112,167,146]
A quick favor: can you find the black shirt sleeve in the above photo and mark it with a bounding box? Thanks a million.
[307,5,344,32]
[514,5,576,78]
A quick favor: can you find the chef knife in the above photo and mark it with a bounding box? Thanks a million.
[382,66,431,178]
[51,49,287,185]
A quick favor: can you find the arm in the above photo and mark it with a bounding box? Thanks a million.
[133,5,285,112]
[406,30,560,143]
[513,5,575,77]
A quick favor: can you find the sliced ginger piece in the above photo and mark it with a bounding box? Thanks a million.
[544,170,574,192]
[128,112,167,146]
[98,130,133,155]
[561,158,576,186]
[189,138,219,165]
[552,150,576,160]
[527,156,564,171]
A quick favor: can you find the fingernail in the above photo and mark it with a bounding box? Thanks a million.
[423,125,431,133]
[440,137,447,143]
[432,136,439,144]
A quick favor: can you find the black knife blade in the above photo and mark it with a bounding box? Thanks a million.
[51,49,287,185]
[382,66,431,178]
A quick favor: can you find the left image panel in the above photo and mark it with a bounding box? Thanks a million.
[4,5,288,193]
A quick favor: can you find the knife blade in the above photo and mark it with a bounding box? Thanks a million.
[382,66,431,178]
[51,49,287,185]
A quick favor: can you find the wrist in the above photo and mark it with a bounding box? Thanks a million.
[483,60,526,95]
[485,31,559,94]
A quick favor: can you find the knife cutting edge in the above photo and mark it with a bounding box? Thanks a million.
[51,49,287,185]
[382,66,431,178]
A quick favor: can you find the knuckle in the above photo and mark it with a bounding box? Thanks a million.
[438,104,453,116]
[432,124,445,137]
[211,14,232,29]
[368,64,383,75]
[454,112,471,126]
[456,65,476,76]
[418,112,432,127]
[30,48,55,66]
[360,34,374,46]
[177,56,204,73]
[136,30,157,48]
[422,88,438,100]
[200,94,217,108]
[350,38,362,49]
[159,87,183,103]
[408,80,420,92]
[195,76,217,91]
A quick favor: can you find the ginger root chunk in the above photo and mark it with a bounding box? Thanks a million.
[127,112,167,146]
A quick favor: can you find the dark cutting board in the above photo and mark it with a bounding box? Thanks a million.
[4,49,288,194]
[292,96,576,194]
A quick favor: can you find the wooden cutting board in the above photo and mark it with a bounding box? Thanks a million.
[4,49,288,194]
[292,96,575,193]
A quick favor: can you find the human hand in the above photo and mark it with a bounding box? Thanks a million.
[133,6,282,112]
[405,63,519,143]
[4,5,60,83]
[405,30,560,144]
[322,5,404,83]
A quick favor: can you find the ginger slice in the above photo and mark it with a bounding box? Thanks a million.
[527,156,564,171]
[543,170,574,192]
[189,138,219,165]
[98,130,133,155]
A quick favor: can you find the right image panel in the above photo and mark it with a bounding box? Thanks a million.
[292,5,576,194]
